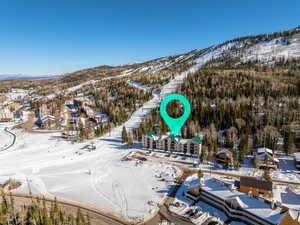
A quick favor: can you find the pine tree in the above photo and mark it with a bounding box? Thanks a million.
[121,126,128,143]
[288,132,296,155]
[127,135,133,148]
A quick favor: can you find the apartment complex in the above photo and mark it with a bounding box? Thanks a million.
[142,132,202,155]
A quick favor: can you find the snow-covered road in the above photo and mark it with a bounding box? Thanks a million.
[0,123,15,151]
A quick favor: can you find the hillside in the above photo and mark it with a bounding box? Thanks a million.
[1,26,299,95]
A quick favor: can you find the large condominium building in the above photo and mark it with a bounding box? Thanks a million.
[142,132,202,155]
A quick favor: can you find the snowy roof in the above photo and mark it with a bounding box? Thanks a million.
[216,149,232,158]
[257,147,273,154]
[225,196,247,209]
[179,139,189,144]
[192,136,203,144]
[146,131,156,137]
[199,177,283,224]
[288,209,300,222]
[294,152,300,162]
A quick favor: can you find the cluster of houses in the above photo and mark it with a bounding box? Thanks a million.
[60,96,109,140]
[142,131,203,156]
[0,96,30,122]
[215,147,280,170]
[33,95,109,140]
[0,89,110,141]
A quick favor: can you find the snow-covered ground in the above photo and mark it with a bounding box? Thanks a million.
[241,34,300,62]
[126,80,151,92]
[0,126,179,220]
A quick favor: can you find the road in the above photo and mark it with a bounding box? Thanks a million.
[6,192,131,225]
[143,153,300,186]
[0,127,16,151]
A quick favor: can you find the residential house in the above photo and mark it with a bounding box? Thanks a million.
[215,149,233,164]
[74,96,95,107]
[5,101,21,111]
[142,132,202,155]
[239,176,273,198]
[39,103,50,118]
[254,147,279,170]
[0,108,13,122]
[36,115,58,129]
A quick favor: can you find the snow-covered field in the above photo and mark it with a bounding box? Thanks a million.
[0,125,178,220]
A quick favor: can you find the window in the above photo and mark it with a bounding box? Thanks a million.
[183,144,187,154]
[153,141,156,149]
[171,140,175,151]
[164,139,168,150]
[190,143,195,154]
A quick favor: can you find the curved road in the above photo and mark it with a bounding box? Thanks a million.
[7,192,131,225]
[0,127,16,152]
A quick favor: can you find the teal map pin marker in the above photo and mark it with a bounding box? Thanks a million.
[160,94,191,137]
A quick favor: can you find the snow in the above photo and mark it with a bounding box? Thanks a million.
[175,174,284,224]
[273,185,300,210]
[0,126,179,220]
[241,34,300,63]
[126,80,151,92]
[294,152,300,162]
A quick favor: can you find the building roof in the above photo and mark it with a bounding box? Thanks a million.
[192,136,203,144]
[288,209,300,222]
[225,196,247,209]
[146,132,202,144]
[216,149,233,158]
[257,147,273,155]
[240,176,273,191]
[196,176,284,224]
[146,131,156,137]
[294,152,300,162]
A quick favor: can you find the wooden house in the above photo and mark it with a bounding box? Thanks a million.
[215,149,233,164]
[239,176,273,198]
[254,147,279,170]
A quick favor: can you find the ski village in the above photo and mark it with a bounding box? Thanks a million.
[1,27,300,225]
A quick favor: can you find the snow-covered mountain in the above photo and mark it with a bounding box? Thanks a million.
[1,26,300,92]
[0,74,57,80]
[120,26,300,74]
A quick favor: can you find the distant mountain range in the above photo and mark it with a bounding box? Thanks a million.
[0,74,57,80]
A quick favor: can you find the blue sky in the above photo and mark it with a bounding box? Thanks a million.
[0,0,299,75]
